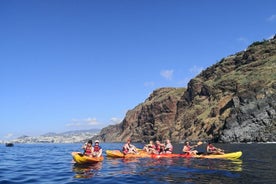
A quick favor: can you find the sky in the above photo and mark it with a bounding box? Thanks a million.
[0,0,275,140]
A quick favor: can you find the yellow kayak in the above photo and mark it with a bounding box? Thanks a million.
[195,151,242,159]
[71,152,104,164]
[106,150,151,158]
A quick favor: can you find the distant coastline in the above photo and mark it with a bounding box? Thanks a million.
[0,129,100,144]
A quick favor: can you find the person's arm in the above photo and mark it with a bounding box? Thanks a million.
[98,149,102,157]
[182,146,187,152]
[82,143,87,150]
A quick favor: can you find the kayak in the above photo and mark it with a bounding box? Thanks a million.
[151,153,192,158]
[106,150,192,158]
[71,152,104,164]
[106,150,151,158]
[106,150,242,159]
[195,151,242,159]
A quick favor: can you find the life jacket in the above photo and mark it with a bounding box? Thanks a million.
[148,144,156,149]
[165,144,173,152]
[184,145,191,152]
[155,144,164,153]
[93,145,101,152]
[208,144,216,151]
[123,143,132,154]
[85,146,92,155]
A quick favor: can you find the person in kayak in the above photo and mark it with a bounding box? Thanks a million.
[143,140,156,154]
[206,142,224,155]
[92,140,103,157]
[164,139,173,154]
[122,138,137,154]
[82,140,94,157]
[155,141,165,154]
[182,141,198,155]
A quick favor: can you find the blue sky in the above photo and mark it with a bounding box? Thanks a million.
[1,0,275,140]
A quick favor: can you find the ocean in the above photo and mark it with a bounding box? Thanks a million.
[0,142,275,183]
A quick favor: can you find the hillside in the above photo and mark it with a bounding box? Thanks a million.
[94,36,276,143]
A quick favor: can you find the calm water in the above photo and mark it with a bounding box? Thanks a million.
[0,143,275,184]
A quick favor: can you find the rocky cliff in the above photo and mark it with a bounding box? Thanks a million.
[95,36,276,143]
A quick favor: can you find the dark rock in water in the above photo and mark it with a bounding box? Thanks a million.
[5,143,14,147]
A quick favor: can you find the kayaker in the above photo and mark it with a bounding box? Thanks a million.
[182,141,198,155]
[164,139,173,154]
[206,142,224,155]
[92,140,103,157]
[82,140,93,157]
[143,140,156,154]
[155,141,165,154]
[122,138,137,154]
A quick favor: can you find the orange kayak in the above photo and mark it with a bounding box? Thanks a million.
[71,152,104,164]
[106,150,151,158]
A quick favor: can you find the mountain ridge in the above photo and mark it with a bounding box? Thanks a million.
[94,35,276,143]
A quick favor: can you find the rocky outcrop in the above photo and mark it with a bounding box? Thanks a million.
[95,36,276,143]
[95,88,185,143]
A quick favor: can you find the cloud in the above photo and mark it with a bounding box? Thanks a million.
[267,14,276,22]
[160,69,173,80]
[189,65,203,75]
[110,117,122,124]
[66,117,100,128]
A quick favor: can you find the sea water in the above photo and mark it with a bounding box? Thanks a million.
[0,143,275,183]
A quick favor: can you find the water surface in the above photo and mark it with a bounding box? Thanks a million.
[0,143,275,183]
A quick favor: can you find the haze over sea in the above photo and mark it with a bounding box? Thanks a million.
[0,143,275,183]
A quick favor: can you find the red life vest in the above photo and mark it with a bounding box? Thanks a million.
[93,145,101,152]
[185,145,191,151]
[208,144,216,151]
[85,146,92,155]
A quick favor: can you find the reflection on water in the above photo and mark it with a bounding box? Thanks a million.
[72,162,103,179]
[103,156,243,183]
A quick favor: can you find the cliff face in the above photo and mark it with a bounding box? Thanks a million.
[95,36,276,143]
[97,88,185,143]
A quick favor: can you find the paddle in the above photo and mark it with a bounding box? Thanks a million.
[190,141,203,149]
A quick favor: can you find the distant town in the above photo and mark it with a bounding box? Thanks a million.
[0,129,100,144]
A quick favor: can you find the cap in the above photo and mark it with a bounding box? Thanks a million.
[88,140,93,144]
[95,140,100,143]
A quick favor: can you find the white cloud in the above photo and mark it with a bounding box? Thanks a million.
[267,14,276,22]
[189,65,203,75]
[110,117,122,124]
[160,69,173,80]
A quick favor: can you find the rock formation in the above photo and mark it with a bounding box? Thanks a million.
[94,36,276,143]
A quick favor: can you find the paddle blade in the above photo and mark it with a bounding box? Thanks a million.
[197,141,203,146]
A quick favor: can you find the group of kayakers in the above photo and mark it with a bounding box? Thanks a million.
[141,139,173,154]
[182,141,224,155]
[81,138,224,157]
[122,138,224,155]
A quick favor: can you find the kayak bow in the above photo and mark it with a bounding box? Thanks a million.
[72,152,104,164]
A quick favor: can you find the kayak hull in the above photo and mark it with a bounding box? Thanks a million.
[106,150,192,158]
[195,151,242,159]
[106,150,242,159]
[106,150,151,158]
[72,152,104,164]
